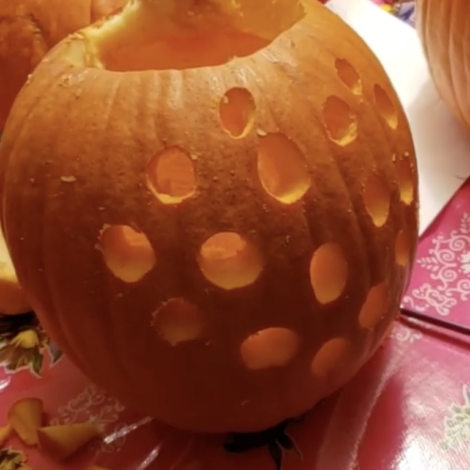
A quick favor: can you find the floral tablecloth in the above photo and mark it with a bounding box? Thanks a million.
[1,299,469,470]
[371,0,416,25]
[3,1,470,469]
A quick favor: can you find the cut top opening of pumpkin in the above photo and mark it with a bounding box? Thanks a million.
[75,0,307,71]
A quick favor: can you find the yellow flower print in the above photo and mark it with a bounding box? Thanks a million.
[0,312,62,376]
[0,448,31,470]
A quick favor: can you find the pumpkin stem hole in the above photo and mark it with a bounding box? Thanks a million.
[198,232,262,290]
[147,147,196,204]
[240,328,300,371]
[257,133,310,204]
[82,0,306,71]
[309,242,347,304]
[98,225,155,282]
[152,298,204,346]
[322,95,358,146]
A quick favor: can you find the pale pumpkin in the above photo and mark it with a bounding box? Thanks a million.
[416,0,470,129]
[0,0,419,433]
[0,0,128,131]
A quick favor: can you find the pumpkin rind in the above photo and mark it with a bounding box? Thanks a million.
[0,0,419,433]
[0,0,128,131]
[416,0,470,128]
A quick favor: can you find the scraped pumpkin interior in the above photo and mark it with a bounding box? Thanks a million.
[82,0,306,71]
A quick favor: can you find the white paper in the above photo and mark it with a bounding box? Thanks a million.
[326,0,470,235]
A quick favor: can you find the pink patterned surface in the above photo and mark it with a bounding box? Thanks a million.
[1,315,470,470]
[403,182,470,320]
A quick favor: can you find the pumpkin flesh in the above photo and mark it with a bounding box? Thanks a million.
[0,0,419,433]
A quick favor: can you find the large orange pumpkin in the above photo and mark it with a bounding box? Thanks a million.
[0,0,127,131]
[415,0,470,129]
[0,0,419,433]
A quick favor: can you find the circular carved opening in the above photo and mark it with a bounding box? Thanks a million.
[395,228,412,267]
[99,225,155,283]
[309,243,348,304]
[219,87,256,138]
[335,58,362,95]
[322,95,358,146]
[153,298,204,346]
[363,174,390,227]
[358,281,388,329]
[257,133,310,204]
[240,327,300,370]
[374,84,398,129]
[198,232,263,290]
[147,147,196,204]
[395,155,414,205]
[311,337,353,380]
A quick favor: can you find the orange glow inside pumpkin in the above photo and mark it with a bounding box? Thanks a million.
[146,146,196,204]
[98,225,155,282]
[81,0,306,71]
[198,232,263,290]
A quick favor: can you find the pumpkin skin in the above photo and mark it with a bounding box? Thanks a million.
[415,0,470,129]
[0,0,419,433]
[0,0,128,131]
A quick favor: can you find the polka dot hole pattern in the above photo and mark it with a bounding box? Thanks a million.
[99,68,412,378]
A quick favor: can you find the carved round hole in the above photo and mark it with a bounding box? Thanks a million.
[363,174,390,227]
[99,225,155,283]
[335,58,362,95]
[240,327,300,370]
[395,228,412,267]
[198,232,263,290]
[374,84,398,129]
[309,243,348,304]
[219,87,256,138]
[358,282,388,329]
[153,298,204,346]
[311,337,354,380]
[147,146,196,204]
[395,155,414,204]
[322,95,358,146]
[257,133,310,204]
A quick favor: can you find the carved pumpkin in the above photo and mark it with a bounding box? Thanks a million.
[416,0,470,128]
[0,0,419,433]
[0,0,127,130]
